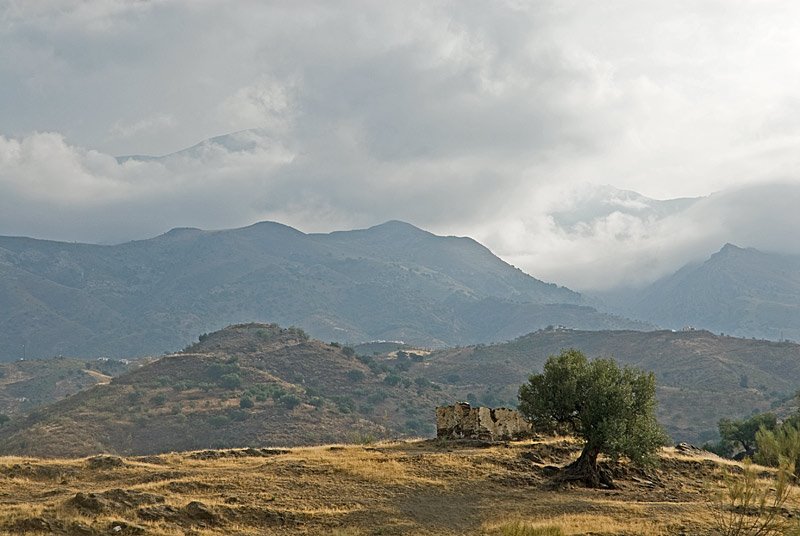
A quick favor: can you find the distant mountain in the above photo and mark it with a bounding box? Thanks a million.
[414,328,800,444]
[0,220,646,360]
[0,324,450,456]
[550,184,700,229]
[604,244,800,341]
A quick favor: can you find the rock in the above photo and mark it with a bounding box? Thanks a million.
[69,489,165,514]
[520,451,545,464]
[185,501,218,523]
[72,492,107,514]
[137,504,181,522]
[108,520,146,534]
[436,403,531,441]
[86,455,125,470]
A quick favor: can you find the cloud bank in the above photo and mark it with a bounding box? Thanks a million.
[1,1,800,290]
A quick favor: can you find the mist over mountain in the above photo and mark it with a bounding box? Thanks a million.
[599,244,800,341]
[0,221,645,360]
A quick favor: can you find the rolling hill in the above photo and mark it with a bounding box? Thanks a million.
[0,219,646,360]
[0,357,136,419]
[3,323,800,455]
[413,328,800,444]
[0,324,452,457]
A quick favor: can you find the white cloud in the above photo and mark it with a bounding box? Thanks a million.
[110,114,176,140]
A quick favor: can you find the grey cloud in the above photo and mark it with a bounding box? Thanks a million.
[1,1,800,291]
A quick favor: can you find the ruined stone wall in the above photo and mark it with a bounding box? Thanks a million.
[436,403,531,441]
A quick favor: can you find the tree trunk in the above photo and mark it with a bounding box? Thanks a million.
[556,445,615,489]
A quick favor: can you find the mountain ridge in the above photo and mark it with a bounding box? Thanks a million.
[0,220,645,360]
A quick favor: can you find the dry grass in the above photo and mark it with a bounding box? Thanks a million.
[0,439,795,535]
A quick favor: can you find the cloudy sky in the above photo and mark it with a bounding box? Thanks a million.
[1,0,799,290]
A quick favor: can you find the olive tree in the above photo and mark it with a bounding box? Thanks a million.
[518,349,667,488]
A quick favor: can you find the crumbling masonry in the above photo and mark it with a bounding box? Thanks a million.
[436,402,531,441]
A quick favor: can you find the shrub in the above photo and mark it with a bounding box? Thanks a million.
[342,346,355,357]
[710,458,794,536]
[207,414,230,428]
[383,374,402,386]
[239,396,254,409]
[150,393,167,406]
[280,394,301,409]
[219,373,242,389]
[346,370,365,382]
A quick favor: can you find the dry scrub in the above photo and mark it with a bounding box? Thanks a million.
[0,439,797,535]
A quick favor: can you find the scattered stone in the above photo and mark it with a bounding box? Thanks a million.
[137,504,181,522]
[72,492,107,514]
[520,451,545,464]
[69,489,165,514]
[11,517,54,532]
[108,520,146,534]
[436,403,531,441]
[185,501,218,523]
[86,455,125,470]
[675,442,703,454]
[188,448,289,460]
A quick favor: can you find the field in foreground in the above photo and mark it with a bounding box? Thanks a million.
[0,437,790,535]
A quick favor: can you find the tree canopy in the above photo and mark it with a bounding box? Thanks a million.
[719,413,777,454]
[518,349,667,487]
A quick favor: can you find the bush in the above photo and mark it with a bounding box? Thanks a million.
[342,346,355,357]
[207,414,230,428]
[150,393,167,406]
[219,373,242,389]
[332,396,355,414]
[280,394,301,409]
[346,370,365,382]
[383,374,402,386]
[710,458,794,536]
[239,396,254,409]
[756,423,800,475]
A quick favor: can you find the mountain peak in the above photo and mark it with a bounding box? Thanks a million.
[368,220,425,233]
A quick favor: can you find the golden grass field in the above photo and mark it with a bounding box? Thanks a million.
[0,437,795,535]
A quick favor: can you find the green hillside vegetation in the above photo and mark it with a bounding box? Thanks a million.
[0,324,452,457]
[0,357,136,420]
[0,220,647,360]
[412,328,800,444]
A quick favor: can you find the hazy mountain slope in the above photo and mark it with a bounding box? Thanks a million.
[0,324,450,457]
[412,329,800,444]
[0,357,136,419]
[611,244,800,340]
[0,221,645,360]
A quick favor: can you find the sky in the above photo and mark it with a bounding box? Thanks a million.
[1,0,799,290]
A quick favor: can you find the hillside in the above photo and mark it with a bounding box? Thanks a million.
[0,324,452,457]
[413,329,800,444]
[0,357,136,419]
[0,438,781,535]
[0,220,647,360]
[603,244,800,341]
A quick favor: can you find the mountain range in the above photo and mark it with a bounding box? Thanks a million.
[0,220,645,360]
[600,244,800,341]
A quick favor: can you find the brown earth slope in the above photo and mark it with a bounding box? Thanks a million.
[0,324,451,457]
[412,328,800,444]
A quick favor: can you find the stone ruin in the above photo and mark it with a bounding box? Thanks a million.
[436,402,531,441]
